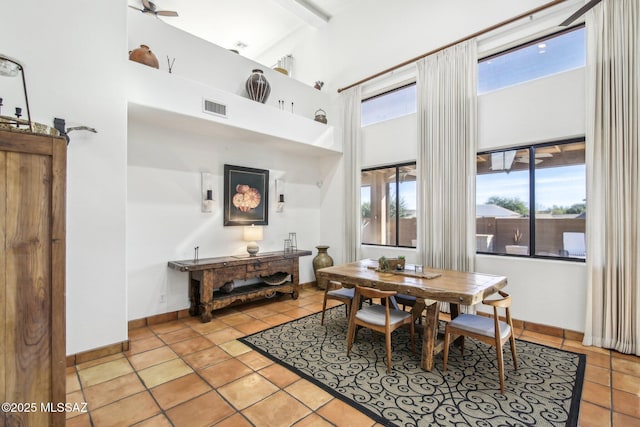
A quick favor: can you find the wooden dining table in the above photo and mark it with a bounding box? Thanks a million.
[315,259,507,371]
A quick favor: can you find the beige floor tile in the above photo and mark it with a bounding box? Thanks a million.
[132,414,173,426]
[90,391,160,427]
[169,336,214,356]
[221,312,254,326]
[218,372,279,410]
[242,306,279,318]
[205,327,246,345]
[165,391,235,427]
[138,358,193,388]
[612,371,640,395]
[182,345,231,370]
[66,369,81,393]
[76,352,125,370]
[127,336,166,356]
[583,380,612,408]
[259,363,300,388]
[281,307,316,318]
[585,363,611,387]
[237,350,273,370]
[78,358,134,387]
[613,412,640,427]
[285,379,333,410]
[294,414,335,427]
[189,319,227,334]
[262,313,296,326]
[613,389,640,418]
[128,346,178,371]
[219,340,252,357]
[65,413,92,427]
[83,372,145,410]
[129,327,155,341]
[242,390,311,427]
[159,327,200,344]
[199,358,253,388]
[213,413,254,427]
[151,373,211,409]
[316,399,377,427]
[149,320,187,335]
[234,319,271,335]
[612,356,640,377]
[65,390,87,419]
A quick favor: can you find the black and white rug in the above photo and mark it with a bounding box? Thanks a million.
[240,307,585,427]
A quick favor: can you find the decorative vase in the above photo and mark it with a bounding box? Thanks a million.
[313,245,334,289]
[129,44,159,69]
[245,69,271,103]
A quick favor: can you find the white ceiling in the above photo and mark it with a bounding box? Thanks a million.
[128,0,348,61]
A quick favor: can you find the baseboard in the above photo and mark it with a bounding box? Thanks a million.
[66,340,130,367]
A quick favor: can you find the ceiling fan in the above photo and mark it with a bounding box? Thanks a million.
[560,0,601,26]
[129,0,179,17]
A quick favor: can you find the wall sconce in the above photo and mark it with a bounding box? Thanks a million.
[0,54,33,133]
[243,224,263,256]
[276,178,285,213]
[201,172,214,213]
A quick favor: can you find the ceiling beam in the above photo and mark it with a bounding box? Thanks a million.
[271,0,330,28]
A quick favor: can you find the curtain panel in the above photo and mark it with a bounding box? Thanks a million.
[416,39,478,273]
[342,86,362,263]
[584,0,640,355]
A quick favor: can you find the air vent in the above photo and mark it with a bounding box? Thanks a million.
[203,98,227,118]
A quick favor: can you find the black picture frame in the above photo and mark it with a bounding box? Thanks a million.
[223,164,269,226]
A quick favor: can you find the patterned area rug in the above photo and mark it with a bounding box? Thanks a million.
[240,307,585,427]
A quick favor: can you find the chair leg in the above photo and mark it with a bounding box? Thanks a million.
[320,294,329,325]
[385,329,392,373]
[509,334,518,370]
[496,341,505,394]
[442,327,450,371]
[409,322,415,354]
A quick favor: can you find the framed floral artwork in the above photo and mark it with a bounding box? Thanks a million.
[223,164,269,226]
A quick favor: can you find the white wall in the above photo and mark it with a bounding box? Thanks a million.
[1,2,129,354]
[126,120,329,320]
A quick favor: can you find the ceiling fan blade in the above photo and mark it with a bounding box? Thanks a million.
[128,5,143,11]
[141,0,152,10]
[560,0,602,26]
[156,10,179,17]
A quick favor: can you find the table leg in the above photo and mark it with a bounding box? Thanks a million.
[199,269,215,323]
[420,300,441,371]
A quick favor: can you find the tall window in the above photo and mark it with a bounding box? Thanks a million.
[478,25,586,94]
[476,140,586,260]
[361,163,417,247]
[361,84,417,127]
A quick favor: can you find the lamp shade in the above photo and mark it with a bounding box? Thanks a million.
[243,225,263,242]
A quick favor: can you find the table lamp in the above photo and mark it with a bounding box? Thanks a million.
[243,225,263,256]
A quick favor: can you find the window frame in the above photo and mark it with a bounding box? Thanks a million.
[476,137,586,262]
[478,24,586,94]
[361,161,417,248]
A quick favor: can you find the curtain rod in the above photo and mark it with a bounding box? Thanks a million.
[337,0,568,93]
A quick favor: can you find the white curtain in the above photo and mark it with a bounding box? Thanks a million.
[342,86,362,262]
[416,39,478,272]
[584,0,640,355]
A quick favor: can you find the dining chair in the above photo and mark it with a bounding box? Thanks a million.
[347,285,415,373]
[320,281,355,325]
[442,290,518,394]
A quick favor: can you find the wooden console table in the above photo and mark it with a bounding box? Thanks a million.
[168,250,311,322]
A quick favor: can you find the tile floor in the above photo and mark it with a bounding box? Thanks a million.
[66,287,640,427]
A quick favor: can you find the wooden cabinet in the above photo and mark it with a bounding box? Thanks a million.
[0,130,66,426]
[168,250,311,322]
